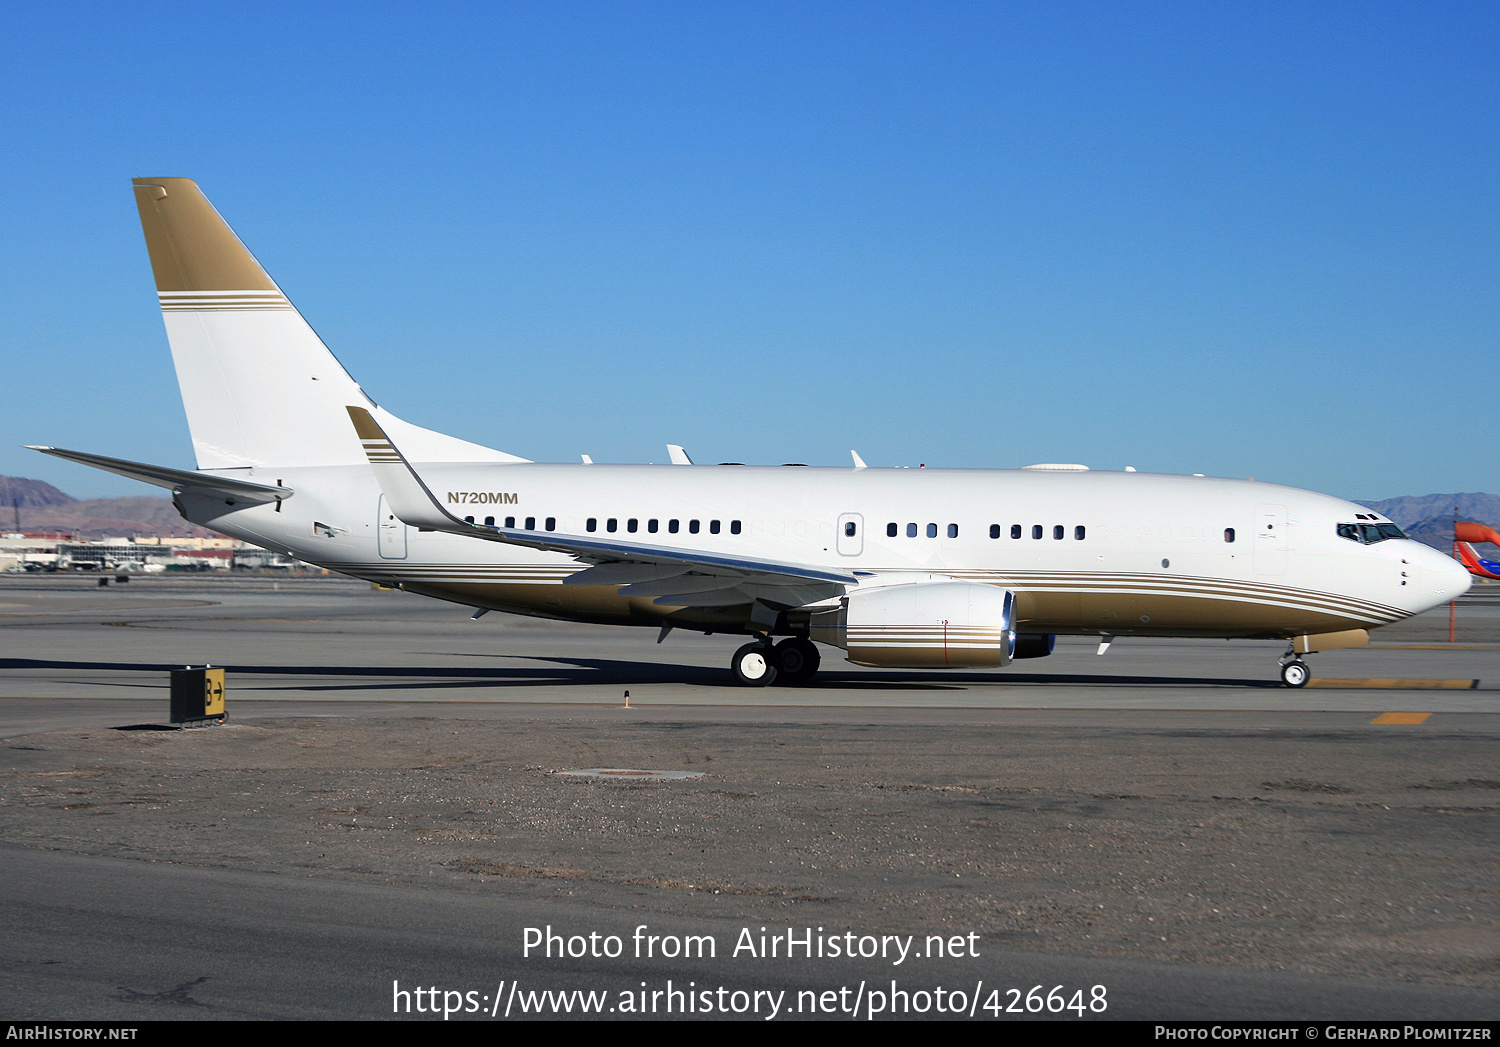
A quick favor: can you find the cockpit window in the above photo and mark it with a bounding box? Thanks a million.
[1338,522,1407,544]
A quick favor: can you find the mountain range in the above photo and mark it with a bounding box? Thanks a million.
[1356,493,1500,552]
[1,477,215,538]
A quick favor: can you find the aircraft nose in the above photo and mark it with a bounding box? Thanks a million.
[1413,543,1472,607]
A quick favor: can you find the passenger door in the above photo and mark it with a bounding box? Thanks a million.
[378,495,408,559]
[1254,503,1286,575]
[837,513,864,556]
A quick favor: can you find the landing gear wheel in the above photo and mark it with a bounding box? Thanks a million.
[773,637,821,685]
[1280,659,1310,688]
[731,642,778,687]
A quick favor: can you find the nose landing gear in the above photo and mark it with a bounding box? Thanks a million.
[1279,650,1311,688]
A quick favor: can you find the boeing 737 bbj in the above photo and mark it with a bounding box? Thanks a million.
[30,179,1472,687]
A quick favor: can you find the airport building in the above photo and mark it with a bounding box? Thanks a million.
[1,533,303,572]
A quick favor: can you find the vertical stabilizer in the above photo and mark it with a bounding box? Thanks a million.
[132,178,523,469]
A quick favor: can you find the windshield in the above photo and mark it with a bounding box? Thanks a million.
[1337,522,1407,544]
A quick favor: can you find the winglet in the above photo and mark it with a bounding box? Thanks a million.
[850,450,867,470]
[667,444,693,465]
[347,406,468,531]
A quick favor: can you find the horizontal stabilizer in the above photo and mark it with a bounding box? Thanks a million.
[27,446,292,504]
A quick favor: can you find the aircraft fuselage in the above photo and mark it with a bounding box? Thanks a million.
[181,461,1460,640]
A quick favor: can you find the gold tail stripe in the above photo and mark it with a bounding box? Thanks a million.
[159,291,292,311]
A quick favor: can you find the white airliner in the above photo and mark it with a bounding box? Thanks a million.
[32,179,1471,688]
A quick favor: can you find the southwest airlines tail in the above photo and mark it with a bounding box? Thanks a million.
[131,178,524,469]
[1455,543,1500,580]
[1453,522,1500,580]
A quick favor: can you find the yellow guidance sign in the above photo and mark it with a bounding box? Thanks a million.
[170,666,226,725]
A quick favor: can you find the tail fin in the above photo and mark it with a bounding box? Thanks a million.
[1455,542,1500,580]
[1455,522,1500,547]
[132,178,525,469]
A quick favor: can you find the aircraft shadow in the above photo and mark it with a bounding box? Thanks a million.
[0,657,1276,692]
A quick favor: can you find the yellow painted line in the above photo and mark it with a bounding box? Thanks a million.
[1370,712,1432,725]
[1307,678,1479,689]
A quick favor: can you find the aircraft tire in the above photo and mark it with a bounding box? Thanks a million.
[773,637,821,685]
[1280,659,1310,688]
[732,642,778,687]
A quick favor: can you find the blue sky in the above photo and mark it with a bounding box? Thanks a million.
[2,1,1495,501]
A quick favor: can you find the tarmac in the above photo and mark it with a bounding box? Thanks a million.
[1,574,1496,1020]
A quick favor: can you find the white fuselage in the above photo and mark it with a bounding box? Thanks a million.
[182,461,1467,641]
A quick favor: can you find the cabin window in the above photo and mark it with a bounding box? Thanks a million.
[731,520,741,535]
[947,523,958,538]
[627,518,638,533]
[689,520,700,534]
[545,517,556,531]
[586,518,597,532]
[648,519,658,533]
[1053,525,1063,540]
[464,516,474,524]
[669,519,679,533]
[1075,525,1086,540]
[525,517,535,530]
[606,518,618,533]
[505,516,515,528]
[989,524,1001,539]
[1032,525,1042,540]
[710,520,721,534]
[483,516,494,526]
[906,523,917,537]
[1011,524,1022,539]
[1224,528,1235,543]
[888,522,898,537]
[846,521,858,537]
[926,523,937,538]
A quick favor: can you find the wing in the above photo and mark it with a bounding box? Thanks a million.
[346,407,854,610]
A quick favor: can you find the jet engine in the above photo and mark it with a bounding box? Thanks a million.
[1012,633,1055,659]
[811,581,1016,668]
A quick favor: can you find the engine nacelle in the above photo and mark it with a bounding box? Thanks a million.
[812,581,1016,668]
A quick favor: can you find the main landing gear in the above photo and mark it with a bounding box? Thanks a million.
[730,636,821,687]
[1279,650,1311,688]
